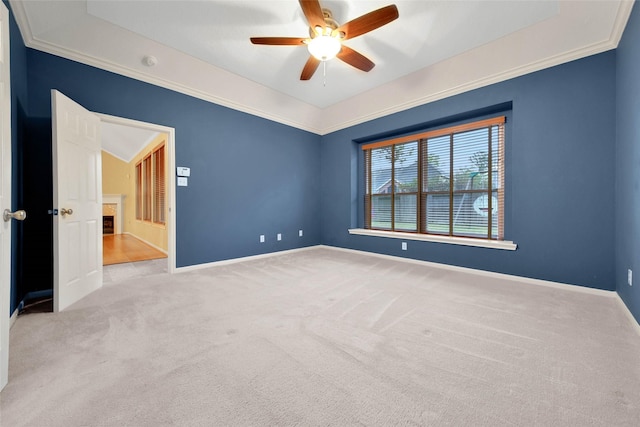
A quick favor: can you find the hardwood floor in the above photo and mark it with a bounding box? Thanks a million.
[103,234,167,266]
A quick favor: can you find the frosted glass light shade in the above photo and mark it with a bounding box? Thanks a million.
[308,35,341,61]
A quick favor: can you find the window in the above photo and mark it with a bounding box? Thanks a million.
[135,162,142,220]
[143,155,152,221]
[363,116,505,240]
[135,143,166,225]
[153,146,166,224]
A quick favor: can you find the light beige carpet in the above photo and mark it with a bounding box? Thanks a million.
[1,247,639,426]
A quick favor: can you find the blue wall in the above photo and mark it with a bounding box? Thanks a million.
[7,2,640,322]
[616,1,640,323]
[320,52,617,290]
[24,51,322,270]
[7,0,30,313]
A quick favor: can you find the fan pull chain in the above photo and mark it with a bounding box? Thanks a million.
[323,61,327,87]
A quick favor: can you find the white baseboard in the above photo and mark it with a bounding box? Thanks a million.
[176,243,612,295]
[123,232,168,255]
[319,245,640,333]
[173,243,640,333]
[175,245,318,273]
[319,245,615,297]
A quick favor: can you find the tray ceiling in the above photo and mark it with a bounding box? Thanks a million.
[10,1,634,135]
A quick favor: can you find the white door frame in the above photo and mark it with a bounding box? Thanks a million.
[97,113,176,273]
[0,1,12,392]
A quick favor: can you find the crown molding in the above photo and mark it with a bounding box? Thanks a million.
[320,36,622,135]
[320,0,635,135]
[9,1,324,135]
[9,0,635,136]
[610,0,636,46]
[26,36,326,135]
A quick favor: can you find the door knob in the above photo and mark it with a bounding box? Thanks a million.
[60,208,73,217]
[3,209,27,222]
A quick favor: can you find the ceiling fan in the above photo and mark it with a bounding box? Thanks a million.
[250,0,399,80]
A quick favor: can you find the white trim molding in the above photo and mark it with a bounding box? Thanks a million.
[123,232,168,256]
[175,246,319,273]
[97,113,177,274]
[8,0,635,136]
[320,245,612,296]
[171,243,638,333]
[321,245,639,333]
[349,228,517,251]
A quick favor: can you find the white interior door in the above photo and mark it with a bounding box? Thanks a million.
[52,90,102,312]
[0,2,12,392]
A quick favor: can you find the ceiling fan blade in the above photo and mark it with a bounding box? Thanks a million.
[300,56,321,80]
[250,37,307,45]
[337,46,375,72]
[299,0,325,29]
[335,4,399,40]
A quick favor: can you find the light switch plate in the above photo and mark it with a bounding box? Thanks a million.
[177,177,188,186]
[176,166,191,177]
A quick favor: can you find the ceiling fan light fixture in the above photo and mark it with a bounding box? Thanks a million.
[308,35,341,61]
[250,1,399,80]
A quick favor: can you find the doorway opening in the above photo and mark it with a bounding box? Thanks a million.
[98,114,176,283]
[17,92,177,315]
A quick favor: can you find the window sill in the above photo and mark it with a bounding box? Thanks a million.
[348,228,517,251]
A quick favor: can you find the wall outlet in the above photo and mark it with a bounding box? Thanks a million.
[401,242,407,251]
[277,233,282,241]
[299,229,303,237]
[628,269,633,286]
[259,235,265,243]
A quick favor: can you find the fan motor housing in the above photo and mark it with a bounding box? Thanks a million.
[309,8,339,38]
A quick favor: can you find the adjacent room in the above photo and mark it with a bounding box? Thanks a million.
[1,0,639,425]
[101,122,170,282]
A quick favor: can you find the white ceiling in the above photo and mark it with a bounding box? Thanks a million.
[101,122,158,163]
[10,1,634,135]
